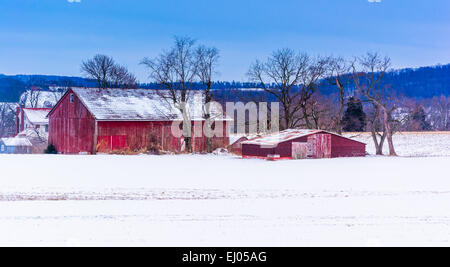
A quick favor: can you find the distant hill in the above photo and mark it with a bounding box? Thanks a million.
[319,64,450,98]
[1,63,449,102]
[0,74,96,102]
[0,76,27,102]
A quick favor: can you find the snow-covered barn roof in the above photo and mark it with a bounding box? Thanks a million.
[242,129,366,146]
[23,108,51,125]
[1,137,33,147]
[56,88,229,121]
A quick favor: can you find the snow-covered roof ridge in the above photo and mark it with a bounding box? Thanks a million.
[23,108,51,125]
[1,137,33,147]
[242,128,366,146]
[69,87,229,121]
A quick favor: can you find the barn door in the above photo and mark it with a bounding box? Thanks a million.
[111,135,127,150]
[292,142,308,159]
[307,134,331,158]
[97,135,127,152]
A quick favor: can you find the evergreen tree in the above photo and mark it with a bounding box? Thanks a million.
[44,144,58,154]
[341,97,366,132]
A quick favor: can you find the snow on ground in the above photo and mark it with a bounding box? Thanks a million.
[0,133,449,246]
[345,131,450,157]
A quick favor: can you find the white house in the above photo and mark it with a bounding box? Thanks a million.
[16,107,51,136]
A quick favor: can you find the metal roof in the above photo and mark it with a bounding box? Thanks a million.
[51,88,230,121]
[1,137,33,147]
[23,108,51,125]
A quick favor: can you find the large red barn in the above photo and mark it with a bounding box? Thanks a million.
[241,129,366,159]
[47,88,230,154]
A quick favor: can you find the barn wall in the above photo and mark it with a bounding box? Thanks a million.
[242,144,275,158]
[274,136,308,157]
[48,90,96,154]
[242,136,308,158]
[97,121,173,152]
[330,134,366,157]
[97,120,230,153]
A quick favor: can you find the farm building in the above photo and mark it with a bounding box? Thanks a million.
[0,137,32,154]
[47,88,231,154]
[241,129,366,159]
[16,107,51,135]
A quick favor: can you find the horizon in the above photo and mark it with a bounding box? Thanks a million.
[1,0,449,82]
[2,62,449,84]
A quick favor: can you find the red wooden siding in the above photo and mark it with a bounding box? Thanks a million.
[97,121,230,153]
[48,90,96,154]
[97,121,175,153]
[330,134,366,157]
[96,135,127,151]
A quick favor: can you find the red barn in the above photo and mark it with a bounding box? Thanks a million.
[47,88,230,154]
[241,129,366,159]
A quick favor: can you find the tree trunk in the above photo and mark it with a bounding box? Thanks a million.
[184,136,192,153]
[378,132,386,155]
[301,104,312,129]
[370,127,385,155]
[180,103,193,153]
[283,106,290,130]
[205,114,213,153]
[336,85,345,135]
[383,109,397,156]
[206,137,212,153]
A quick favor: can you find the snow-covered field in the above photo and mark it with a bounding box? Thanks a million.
[345,131,450,157]
[0,132,449,246]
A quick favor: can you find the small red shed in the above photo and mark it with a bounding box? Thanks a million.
[47,88,230,154]
[241,129,366,159]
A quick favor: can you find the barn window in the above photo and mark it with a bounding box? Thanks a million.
[0,145,4,152]
[70,94,74,103]
[45,125,49,132]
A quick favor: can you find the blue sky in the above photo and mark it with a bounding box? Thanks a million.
[0,0,449,82]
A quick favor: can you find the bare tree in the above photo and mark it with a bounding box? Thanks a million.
[351,52,398,156]
[195,45,220,152]
[0,103,16,137]
[81,54,137,89]
[427,95,449,130]
[326,57,351,134]
[110,65,138,89]
[307,93,336,131]
[81,55,115,89]
[141,36,198,152]
[20,86,42,108]
[248,49,328,130]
